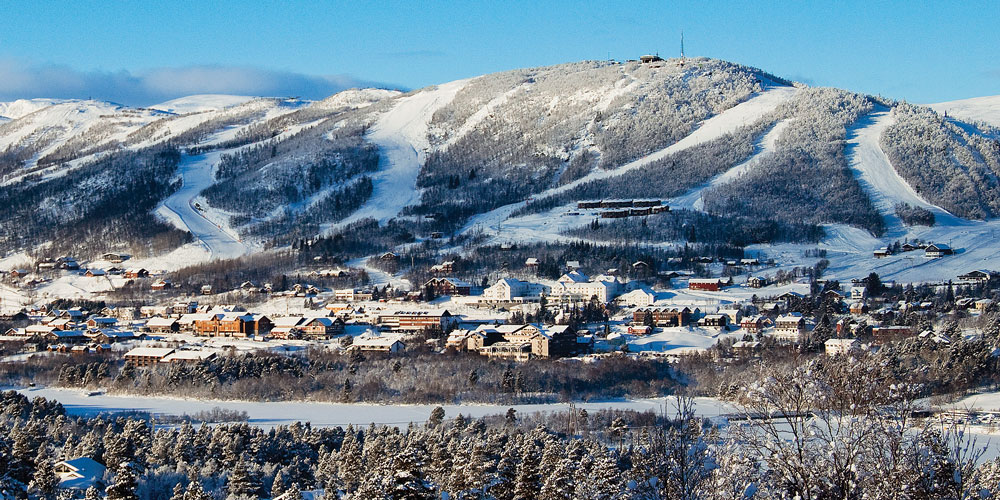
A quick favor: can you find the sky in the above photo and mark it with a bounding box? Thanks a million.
[0,1,997,106]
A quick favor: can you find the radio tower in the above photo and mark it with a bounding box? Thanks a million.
[680,31,685,59]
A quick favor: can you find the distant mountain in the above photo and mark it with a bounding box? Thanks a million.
[1,57,999,269]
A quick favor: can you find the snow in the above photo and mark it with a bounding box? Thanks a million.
[149,94,257,114]
[670,118,791,210]
[928,95,1000,129]
[334,79,471,228]
[460,85,799,241]
[0,98,73,120]
[158,151,249,260]
[15,386,738,428]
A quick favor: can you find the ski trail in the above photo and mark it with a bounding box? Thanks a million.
[844,108,962,230]
[462,85,799,236]
[669,118,791,210]
[335,79,471,228]
[159,152,249,260]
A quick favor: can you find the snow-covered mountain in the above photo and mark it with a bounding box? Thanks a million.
[2,57,1000,282]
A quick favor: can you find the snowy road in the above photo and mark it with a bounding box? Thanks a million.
[335,79,471,228]
[159,152,248,260]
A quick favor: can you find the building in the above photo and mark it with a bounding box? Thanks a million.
[481,278,548,303]
[123,268,149,279]
[378,310,456,332]
[124,347,176,367]
[925,243,953,258]
[160,350,217,364]
[85,317,117,329]
[849,302,869,315]
[334,288,374,302]
[423,277,473,296]
[298,317,345,339]
[689,278,729,291]
[548,272,623,305]
[959,270,995,283]
[850,287,868,300]
[474,324,578,360]
[193,313,271,337]
[772,313,806,341]
[732,340,762,359]
[747,276,767,289]
[740,315,768,334]
[151,279,171,290]
[615,288,656,307]
[825,338,861,356]
[872,326,915,343]
[352,335,406,353]
[874,247,891,259]
[633,307,692,327]
[698,314,729,329]
[718,308,742,325]
[55,457,106,490]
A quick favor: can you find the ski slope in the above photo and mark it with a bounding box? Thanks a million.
[158,152,249,260]
[461,85,799,239]
[669,118,791,210]
[335,79,471,228]
[929,95,1000,130]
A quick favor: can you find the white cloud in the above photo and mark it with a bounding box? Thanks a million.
[0,59,395,106]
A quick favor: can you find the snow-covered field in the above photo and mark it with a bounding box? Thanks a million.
[15,386,736,428]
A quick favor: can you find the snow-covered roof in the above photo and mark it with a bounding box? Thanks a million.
[160,350,216,362]
[124,347,175,358]
[56,457,106,489]
[146,317,177,327]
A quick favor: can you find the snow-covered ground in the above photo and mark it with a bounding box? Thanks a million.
[15,386,737,428]
[158,152,249,260]
[928,95,1000,130]
[149,94,257,114]
[335,79,471,228]
[669,118,791,210]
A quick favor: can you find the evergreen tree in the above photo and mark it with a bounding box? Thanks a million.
[29,448,58,499]
[226,458,261,500]
[105,463,139,500]
[282,483,302,500]
[85,485,103,500]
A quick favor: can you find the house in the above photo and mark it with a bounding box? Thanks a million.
[84,269,106,277]
[123,268,149,279]
[976,299,994,311]
[959,270,995,283]
[424,277,473,296]
[352,335,406,353]
[640,54,664,63]
[298,317,344,339]
[86,317,117,329]
[732,340,762,359]
[871,326,915,343]
[334,288,373,302]
[124,347,176,367]
[698,314,729,329]
[632,261,651,273]
[10,269,30,279]
[525,258,539,269]
[718,308,742,325]
[850,287,868,300]
[849,302,869,315]
[87,329,145,344]
[201,285,213,295]
[615,288,656,307]
[55,457,106,490]
[825,338,861,356]
[874,247,891,259]
[193,313,270,337]
[474,323,578,360]
[689,278,729,291]
[740,258,760,266]
[102,253,127,263]
[627,325,652,335]
[925,243,953,258]
[747,276,767,289]
[430,261,455,274]
[151,279,171,290]
[772,313,806,341]
[740,315,768,334]
[566,260,581,270]
[633,307,692,327]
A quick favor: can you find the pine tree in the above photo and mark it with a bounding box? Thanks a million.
[169,483,184,500]
[226,458,261,500]
[105,463,139,500]
[184,480,212,500]
[283,483,302,500]
[29,447,58,499]
[427,407,445,429]
[389,443,434,500]
[337,430,364,494]
[85,485,103,500]
[512,442,541,500]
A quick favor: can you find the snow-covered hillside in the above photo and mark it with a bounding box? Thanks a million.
[929,95,1000,130]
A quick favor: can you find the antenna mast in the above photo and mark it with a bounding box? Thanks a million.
[680,31,685,59]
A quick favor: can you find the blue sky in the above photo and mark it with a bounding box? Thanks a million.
[1,1,997,105]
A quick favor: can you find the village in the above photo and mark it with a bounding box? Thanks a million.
[2,244,997,371]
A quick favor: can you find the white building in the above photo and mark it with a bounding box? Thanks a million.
[481,278,549,303]
[825,338,861,356]
[615,288,656,307]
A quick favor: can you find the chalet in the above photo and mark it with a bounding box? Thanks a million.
[379,252,400,263]
[874,247,891,259]
[871,325,915,343]
[86,330,144,344]
[601,210,629,219]
[151,279,171,290]
[850,302,869,315]
[633,199,662,208]
[193,312,268,337]
[825,338,861,356]
[627,325,652,335]
[732,340,762,359]
[84,269,106,277]
[124,347,176,367]
[901,243,921,252]
[352,335,406,353]
[474,324,578,360]
[445,329,477,351]
[102,253,126,263]
[86,317,117,329]
[689,278,730,291]
[772,313,806,341]
[698,314,729,329]
[959,270,995,283]
[298,317,344,339]
[976,299,995,311]
[58,258,80,270]
[123,268,149,279]
[201,285,213,295]
[633,307,692,327]
[718,308,742,325]
[740,315,769,334]
[430,261,455,274]
[747,276,767,289]
[145,317,179,333]
[850,287,867,300]
[160,350,217,364]
[632,261,651,273]
[44,330,89,344]
[566,260,581,270]
[10,269,30,279]
[525,258,539,269]
[740,258,760,266]
[334,288,373,302]
[925,243,953,258]
[424,277,473,296]
[55,457,106,490]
